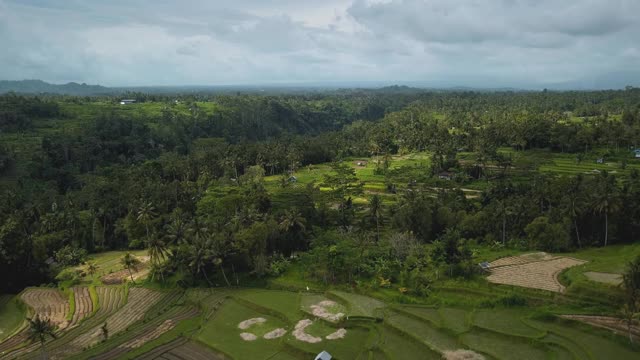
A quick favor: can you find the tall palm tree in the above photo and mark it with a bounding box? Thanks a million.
[120,253,141,284]
[146,237,168,265]
[147,237,168,281]
[565,175,585,248]
[279,209,306,253]
[136,202,157,240]
[27,315,57,359]
[87,262,98,278]
[592,172,620,246]
[190,230,215,285]
[165,213,188,245]
[100,322,109,341]
[621,256,640,343]
[279,209,306,233]
[368,195,383,241]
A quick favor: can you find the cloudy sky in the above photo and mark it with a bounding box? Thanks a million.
[1,0,639,88]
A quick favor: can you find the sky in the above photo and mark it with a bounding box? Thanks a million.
[0,0,639,88]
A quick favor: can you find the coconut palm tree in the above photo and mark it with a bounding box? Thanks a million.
[592,172,620,246]
[279,209,306,233]
[27,315,57,359]
[279,209,306,253]
[87,262,98,278]
[621,255,640,343]
[368,195,383,241]
[120,253,141,284]
[147,237,168,281]
[100,322,109,341]
[136,202,157,240]
[564,175,585,248]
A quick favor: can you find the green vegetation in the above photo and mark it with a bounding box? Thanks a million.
[2,88,640,358]
[197,299,287,359]
[0,296,24,342]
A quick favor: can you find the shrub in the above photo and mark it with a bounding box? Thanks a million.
[496,294,527,307]
[54,245,87,267]
[56,268,82,285]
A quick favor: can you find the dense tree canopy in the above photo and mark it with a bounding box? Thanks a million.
[1,87,640,292]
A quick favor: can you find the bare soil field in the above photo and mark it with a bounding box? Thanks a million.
[20,288,70,329]
[583,271,623,285]
[487,253,586,292]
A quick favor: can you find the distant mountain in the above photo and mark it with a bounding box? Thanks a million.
[0,80,111,95]
[541,71,640,91]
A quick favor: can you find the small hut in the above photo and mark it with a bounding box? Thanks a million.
[438,171,454,180]
[315,351,332,360]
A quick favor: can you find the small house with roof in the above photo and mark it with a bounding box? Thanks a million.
[315,351,332,360]
[634,149,640,158]
[438,171,454,180]
[120,99,136,105]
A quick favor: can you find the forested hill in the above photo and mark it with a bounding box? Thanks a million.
[0,80,111,95]
[1,88,640,293]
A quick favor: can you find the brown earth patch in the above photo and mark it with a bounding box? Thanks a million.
[583,271,622,285]
[486,253,586,292]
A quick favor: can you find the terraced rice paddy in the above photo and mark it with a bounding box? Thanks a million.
[20,288,70,329]
[100,288,165,338]
[1,286,639,359]
[487,253,586,292]
[69,287,93,327]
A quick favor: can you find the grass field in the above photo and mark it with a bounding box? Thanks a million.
[70,250,148,284]
[559,244,640,307]
[0,296,24,342]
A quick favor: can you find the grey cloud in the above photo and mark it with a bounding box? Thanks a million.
[0,0,638,87]
[347,0,639,45]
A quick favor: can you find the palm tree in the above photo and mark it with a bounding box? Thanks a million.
[165,213,188,245]
[120,253,141,284]
[186,226,215,285]
[27,315,57,359]
[279,209,306,233]
[146,237,168,266]
[147,237,168,281]
[136,202,157,240]
[87,262,98,278]
[279,209,306,253]
[592,172,620,246]
[563,175,585,248]
[368,195,383,241]
[214,257,231,287]
[100,322,109,341]
[621,256,640,343]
